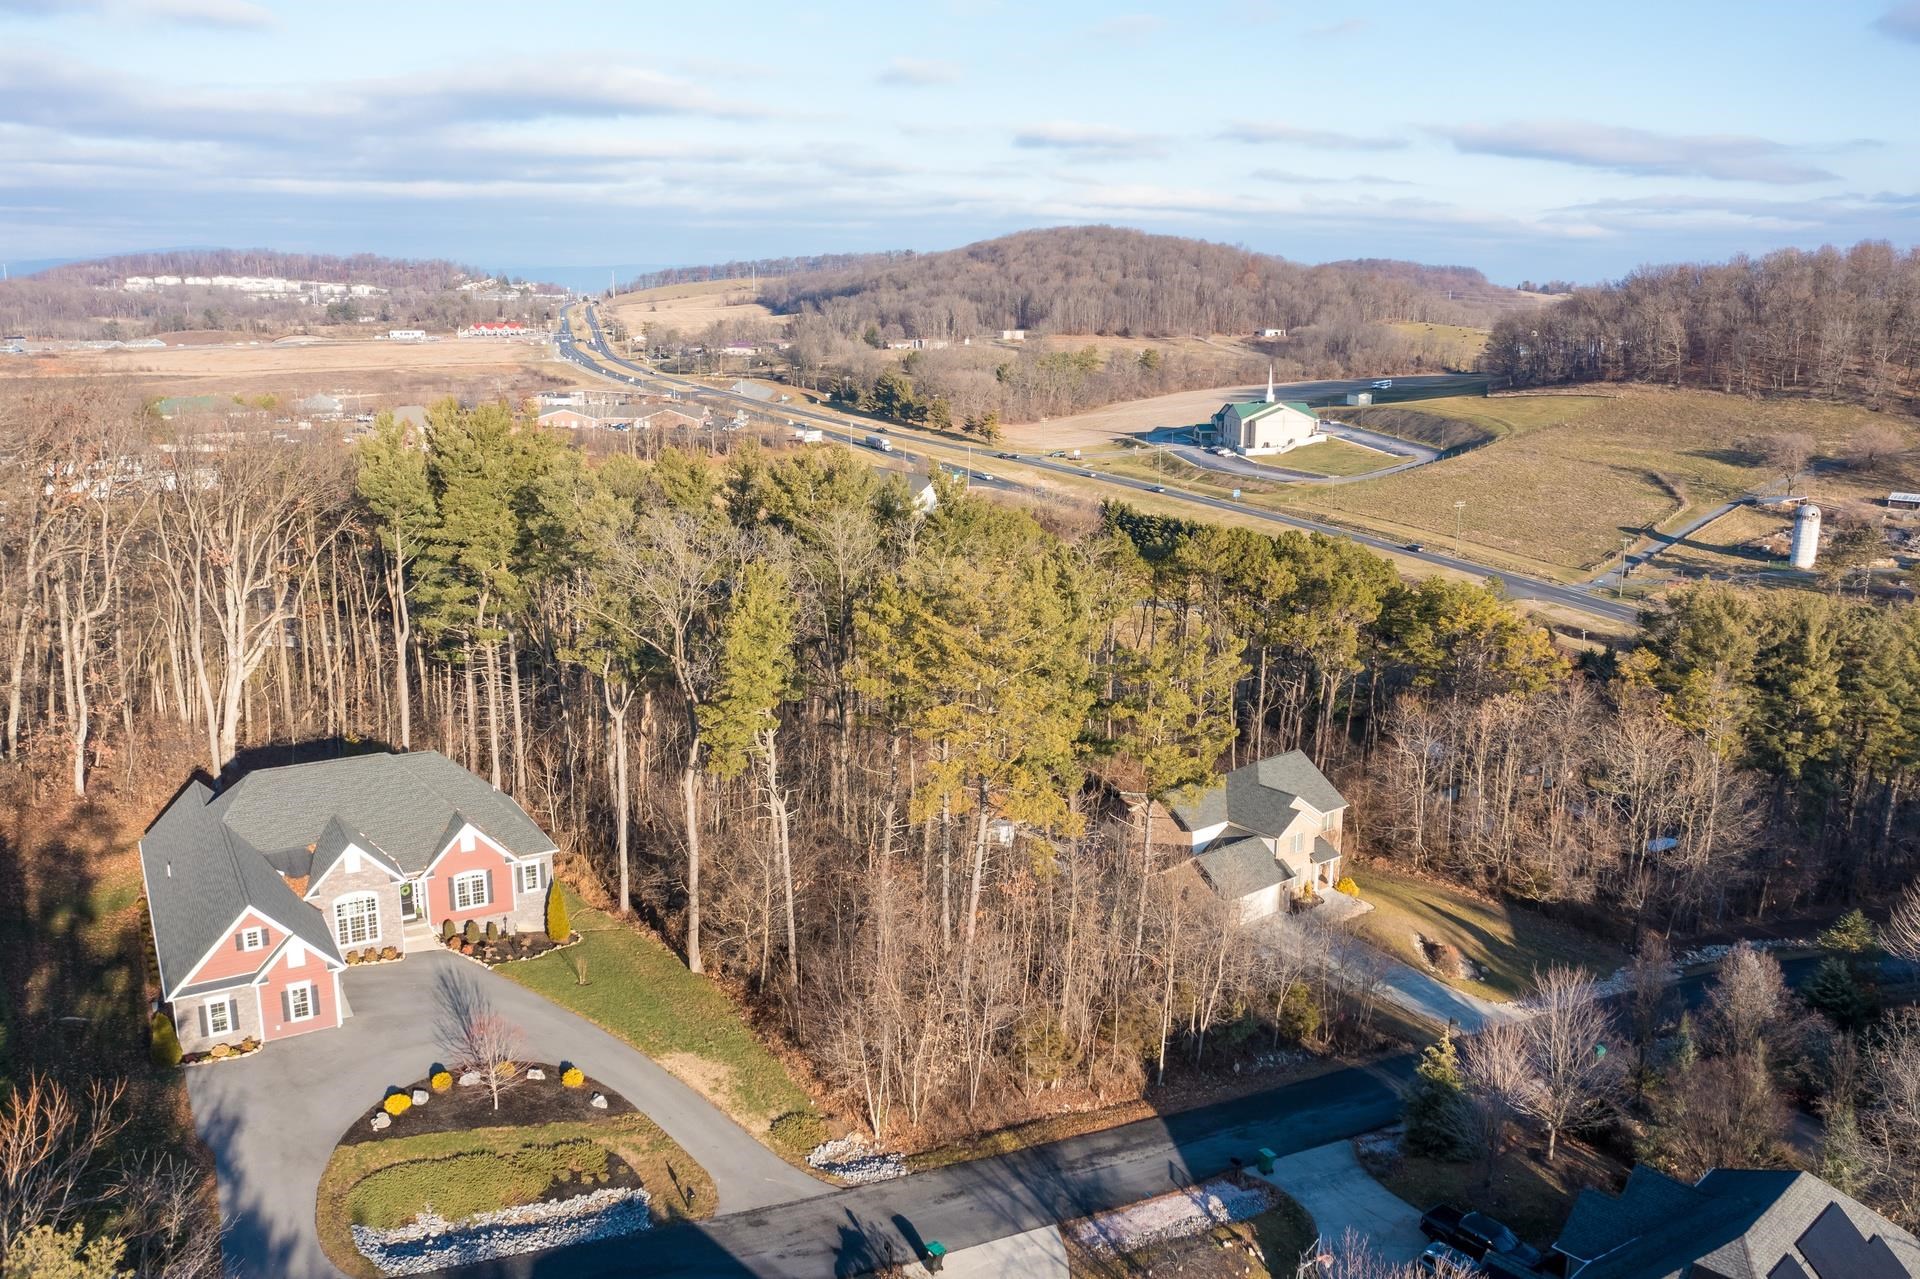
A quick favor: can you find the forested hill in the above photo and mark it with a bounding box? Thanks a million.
[756,226,1524,341]
[0,249,564,338]
[621,253,893,292]
[1485,240,1920,408]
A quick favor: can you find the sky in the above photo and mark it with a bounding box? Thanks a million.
[2,0,1918,287]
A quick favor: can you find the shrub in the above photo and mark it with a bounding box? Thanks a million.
[383,1091,412,1117]
[484,921,499,942]
[545,880,570,944]
[464,920,482,945]
[239,1037,260,1053]
[1426,940,1469,979]
[430,1070,453,1092]
[345,950,361,965]
[380,945,399,961]
[150,1011,182,1067]
[561,1066,585,1089]
[768,1110,828,1155]
[441,919,457,942]
[209,1043,231,1060]
[1277,982,1321,1046]
[1335,876,1360,897]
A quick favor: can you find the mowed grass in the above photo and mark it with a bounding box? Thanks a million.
[1256,438,1398,478]
[1351,868,1626,1003]
[1285,386,1920,580]
[316,1115,714,1277]
[1387,320,1490,369]
[497,891,822,1155]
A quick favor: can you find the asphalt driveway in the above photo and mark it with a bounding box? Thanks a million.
[186,948,826,1278]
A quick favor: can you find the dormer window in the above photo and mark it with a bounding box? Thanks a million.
[237,926,267,952]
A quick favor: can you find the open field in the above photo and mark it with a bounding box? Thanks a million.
[1350,867,1627,1003]
[0,335,573,404]
[498,891,823,1158]
[1284,386,1920,580]
[607,277,778,332]
[1000,382,1268,450]
[1387,320,1489,369]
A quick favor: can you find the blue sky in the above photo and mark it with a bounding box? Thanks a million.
[2,0,1917,285]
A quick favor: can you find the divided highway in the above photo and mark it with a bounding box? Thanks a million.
[557,305,1638,628]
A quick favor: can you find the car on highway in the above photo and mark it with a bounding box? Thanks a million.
[1151,485,1167,493]
[1371,378,1394,390]
[1082,470,1096,478]
[1405,541,1425,552]
[995,451,1017,459]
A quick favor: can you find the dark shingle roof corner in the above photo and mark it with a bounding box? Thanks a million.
[1553,1165,1706,1264]
[1255,750,1347,814]
[1168,750,1345,840]
[307,815,406,886]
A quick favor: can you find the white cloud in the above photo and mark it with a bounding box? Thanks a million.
[128,0,274,28]
[1436,121,1838,184]
[1012,121,1164,156]
[877,57,959,86]
[1218,122,1407,151]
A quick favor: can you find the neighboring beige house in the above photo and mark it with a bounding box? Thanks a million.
[1165,750,1347,923]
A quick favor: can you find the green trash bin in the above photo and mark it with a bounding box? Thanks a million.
[925,1240,947,1272]
[1256,1147,1277,1175]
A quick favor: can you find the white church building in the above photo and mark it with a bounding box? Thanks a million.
[1205,368,1325,457]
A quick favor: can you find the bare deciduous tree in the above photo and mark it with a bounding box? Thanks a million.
[1887,882,1920,963]
[451,1011,527,1113]
[1518,967,1621,1163]
[0,1075,129,1256]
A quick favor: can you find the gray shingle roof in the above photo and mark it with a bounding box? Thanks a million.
[1557,1166,1920,1279]
[1169,750,1346,838]
[211,750,555,875]
[142,752,554,1000]
[140,781,344,998]
[1193,834,1290,901]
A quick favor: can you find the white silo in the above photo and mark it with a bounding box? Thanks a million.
[1790,503,1822,570]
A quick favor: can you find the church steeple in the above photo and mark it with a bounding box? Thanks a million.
[1265,363,1275,403]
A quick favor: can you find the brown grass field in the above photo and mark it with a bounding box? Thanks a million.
[607,278,778,333]
[0,337,578,404]
[1281,386,1920,580]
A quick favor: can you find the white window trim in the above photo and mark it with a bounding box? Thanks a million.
[516,861,542,896]
[452,870,489,911]
[238,926,267,952]
[286,982,316,1023]
[333,892,382,946]
[205,996,233,1036]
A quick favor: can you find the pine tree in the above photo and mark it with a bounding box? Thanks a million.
[1404,1029,1471,1160]
[1818,908,1877,955]
[1803,956,1876,1033]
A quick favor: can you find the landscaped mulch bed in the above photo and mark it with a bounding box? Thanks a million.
[439,931,580,966]
[342,1064,634,1146]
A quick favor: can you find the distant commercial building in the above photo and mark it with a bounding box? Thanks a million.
[458,322,529,338]
[296,394,344,418]
[999,329,1027,341]
[1257,327,1286,338]
[388,329,427,342]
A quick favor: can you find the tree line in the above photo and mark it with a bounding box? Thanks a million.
[1484,240,1920,407]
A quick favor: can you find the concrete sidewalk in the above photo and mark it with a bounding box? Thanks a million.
[903,1225,1070,1278]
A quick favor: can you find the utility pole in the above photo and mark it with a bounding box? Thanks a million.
[1452,500,1466,558]
[1617,535,1633,599]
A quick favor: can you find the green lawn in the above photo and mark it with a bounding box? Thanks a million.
[1351,868,1625,1002]
[1256,438,1397,478]
[317,1114,713,1277]
[498,891,822,1156]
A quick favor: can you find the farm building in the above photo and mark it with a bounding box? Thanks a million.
[1888,491,1920,511]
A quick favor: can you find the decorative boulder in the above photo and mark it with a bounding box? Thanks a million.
[589,1092,608,1110]
[371,1113,391,1131]
[411,1088,429,1105]
[459,1070,481,1087]
[527,1068,546,1081]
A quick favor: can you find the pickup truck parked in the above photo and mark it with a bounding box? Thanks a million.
[1419,1206,1544,1272]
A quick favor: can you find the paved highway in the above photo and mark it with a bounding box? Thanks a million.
[558,305,1637,628]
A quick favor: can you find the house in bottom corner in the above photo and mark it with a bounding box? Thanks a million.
[1551,1163,1919,1278]
[139,750,558,1055]
[1164,749,1347,923]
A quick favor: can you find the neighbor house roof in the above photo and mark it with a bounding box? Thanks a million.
[140,781,344,998]
[1169,749,1346,838]
[1556,1166,1920,1279]
[1193,834,1291,900]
